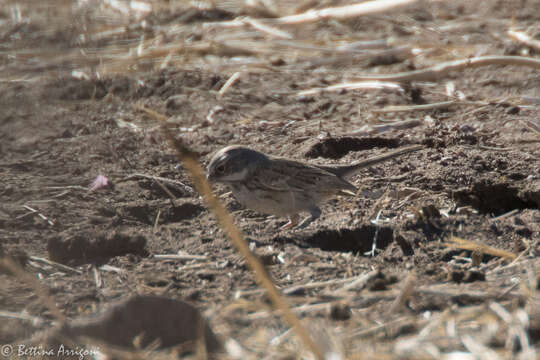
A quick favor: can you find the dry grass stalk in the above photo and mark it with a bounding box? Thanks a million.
[242,17,293,39]
[508,29,540,51]
[334,269,380,294]
[372,100,457,113]
[519,119,540,135]
[28,256,82,275]
[520,97,540,105]
[153,179,177,206]
[22,204,55,226]
[153,209,161,233]
[297,81,403,96]
[282,274,370,296]
[416,283,520,302]
[353,56,540,82]
[297,45,416,70]
[175,262,212,272]
[120,173,195,195]
[246,301,335,321]
[347,316,420,339]
[153,253,208,261]
[137,105,325,360]
[92,265,103,289]
[489,303,534,358]
[218,71,243,97]
[349,119,422,135]
[461,334,502,360]
[443,236,517,260]
[390,271,417,312]
[273,0,418,25]
[99,264,125,274]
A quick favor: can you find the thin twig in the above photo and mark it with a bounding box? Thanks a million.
[246,301,335,320]
[508,29,540,51]
[368,209,383,257]
[218,71,242,97]
[45,185,87,191]
[462,334,502,360]
[331,270,380,295]
[520,119,540,135]
[491,209,519,221]
[283,276,366,296]
[349,119,422,135]
[443,236,517,260]
[390,271,417,312]
[372,100,457,113]
[298,81,403,96]
[22,205,55,226]
[28,256,82,275]
[242,17,293,39]
[153,209,161,232]
[92,265,103,288]
[347,316,418,338]
[176,262,212,272]
[353,56,540,82]
[153,253,208,261]
[272,0,417,24]
[119,173,195,195]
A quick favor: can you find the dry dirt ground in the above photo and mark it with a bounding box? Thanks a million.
[1,0,539,359]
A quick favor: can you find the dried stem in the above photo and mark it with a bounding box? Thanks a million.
[353,56,540,82]
[137,105,325,360]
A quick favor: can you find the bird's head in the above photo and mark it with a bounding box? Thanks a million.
[206,145,270,183]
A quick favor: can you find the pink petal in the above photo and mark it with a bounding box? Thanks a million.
[89,175,109,191]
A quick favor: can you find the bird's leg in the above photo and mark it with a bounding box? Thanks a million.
[298,207,321,229]
[280,213,301,230]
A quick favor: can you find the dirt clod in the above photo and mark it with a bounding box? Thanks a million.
[50,295,222,355]
[47,231,148,265]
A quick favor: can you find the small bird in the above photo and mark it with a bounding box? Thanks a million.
[207,144,423,229]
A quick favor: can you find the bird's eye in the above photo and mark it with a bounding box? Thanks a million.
[216,165,225,173]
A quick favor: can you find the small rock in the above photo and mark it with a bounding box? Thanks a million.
[329,303,352,321]
[270,57,286,66]
[447,270,465,283]
[463,270,486,283]
[506,106,520,115]
[369,278,388,291]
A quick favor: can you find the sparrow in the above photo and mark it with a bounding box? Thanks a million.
[207,144,422,229]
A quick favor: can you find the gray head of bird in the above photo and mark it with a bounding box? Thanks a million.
[206,145,270,183]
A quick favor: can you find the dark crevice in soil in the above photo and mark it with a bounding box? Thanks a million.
[117,201,205,225]
[304,137,406,159]
[454,181,539,215]
[47,231,148,265]
[274,225,394,253]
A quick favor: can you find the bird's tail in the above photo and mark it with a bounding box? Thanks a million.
[318,144,424,179]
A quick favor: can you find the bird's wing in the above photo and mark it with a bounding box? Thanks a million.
[255,159,355,193]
